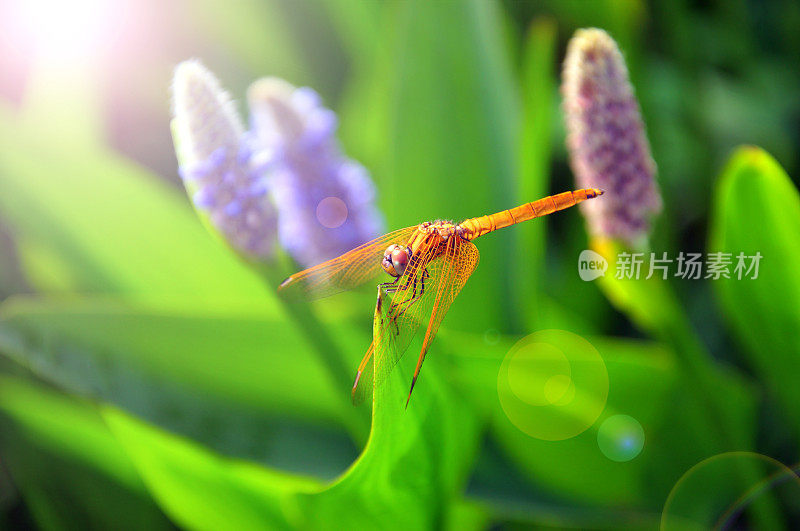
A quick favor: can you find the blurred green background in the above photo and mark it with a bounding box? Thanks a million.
[1,0,799,529]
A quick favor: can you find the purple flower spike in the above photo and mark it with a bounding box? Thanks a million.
[247,78,384,268]
[562,28,662,245]
[171,60,278,260]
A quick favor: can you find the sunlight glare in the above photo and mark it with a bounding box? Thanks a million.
[13,0,115,62]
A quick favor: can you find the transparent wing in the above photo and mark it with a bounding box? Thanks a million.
[352,237,480,405]
[404,238,479,403]
[351,237,440,405]
[277,226,418,300]
[351,342,376,406]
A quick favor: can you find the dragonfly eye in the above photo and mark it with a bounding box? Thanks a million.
[382,244,401,277]
[391,247,411,276]
[382,244,411,277]
[381,257,396,277]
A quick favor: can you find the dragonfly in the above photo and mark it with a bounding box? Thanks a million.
[279,188,603,406]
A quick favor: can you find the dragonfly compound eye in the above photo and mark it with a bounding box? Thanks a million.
[391,247,411,276]
[381,244,411,277]
[382,244,402,277]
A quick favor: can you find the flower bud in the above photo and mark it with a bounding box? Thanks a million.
[171,60,277,259]
[562,28,661,245]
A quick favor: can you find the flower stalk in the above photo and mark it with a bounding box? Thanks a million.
[563,28,755,459]
[171,60,370,440]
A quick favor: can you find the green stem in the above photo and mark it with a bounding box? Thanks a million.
[260,265,370,444]
[594,239,783,529]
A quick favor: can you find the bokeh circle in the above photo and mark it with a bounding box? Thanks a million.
[316,196,348,228]
[497,329,608,441]
[483,328,500,345]
[661,452,800,530]
[597,414,645,462]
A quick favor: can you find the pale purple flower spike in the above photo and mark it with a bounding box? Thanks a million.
[248,78,384,268]
[562,28,662,245]
[172,60,278,259]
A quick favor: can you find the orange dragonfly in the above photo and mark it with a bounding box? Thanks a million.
[279,188,603,406]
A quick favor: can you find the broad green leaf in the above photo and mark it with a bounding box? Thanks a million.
[378,0,519,332]
[710,146,800,435]
[95,337,490,530]
[444,500,490,531]
[591,240,757,456]
[1,314,491,528]
[513,18,557,331]
[0,375,171,530]
[299,337,486,529]
[489,338,756,510]
[0,296,369,458]
[0,105,269,304]
[102,407,318,531]
[536,0,646,83]
[318,0,384,67]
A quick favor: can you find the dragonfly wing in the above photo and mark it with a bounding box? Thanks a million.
[406,238,479,404]
[351,235,440,403]
[352,237,480,404]
[351,341,375,406]
[278,226,418,300]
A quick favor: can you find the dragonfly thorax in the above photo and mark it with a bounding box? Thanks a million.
[419,220,464,239]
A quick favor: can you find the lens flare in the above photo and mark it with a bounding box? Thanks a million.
[662,452,800,530]
[597,414,644,462]
[316,196,348,229]
[497,329,608,441]
[12,0,116,62]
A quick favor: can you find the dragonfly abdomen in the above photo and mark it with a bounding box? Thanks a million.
[459,188,603,239]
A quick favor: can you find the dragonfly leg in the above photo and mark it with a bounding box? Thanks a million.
[387,279,415,336]
[404,269,432,409]
[375,276,400,314]
[392,269,429,315]
[381,272,417,334]
[387,268,430,336]
[375,276,406,339]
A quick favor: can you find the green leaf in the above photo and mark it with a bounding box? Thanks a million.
[0,296,367,458]
[537,0,646,81]
[299,336,486,528]
[378,0,519,332]
[0,106,269,303]
[318,0,385,67]
[99,337,489,530]
[710,146,800,435]
[513,17,557,331]
[0,375,171,530]
[490,338,756,510]
[102,407,318,531]
[90,337,486,530]
[590,240,759,460]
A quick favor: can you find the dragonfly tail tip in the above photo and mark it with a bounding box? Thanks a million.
[278,276,293,290]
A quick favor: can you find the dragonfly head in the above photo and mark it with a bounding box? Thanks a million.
[382,244,412,277]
